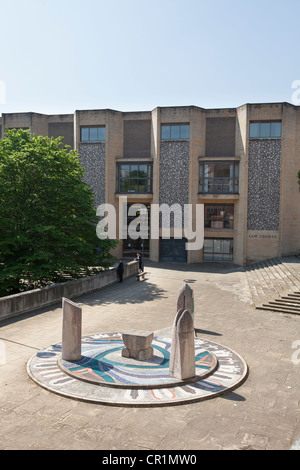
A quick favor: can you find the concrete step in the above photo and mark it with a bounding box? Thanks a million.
[245,255,300,315]
[267,301,300,312]
[261,303,300,315]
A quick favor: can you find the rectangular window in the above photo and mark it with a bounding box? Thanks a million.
[117,163,153,193]
[204,204,234,229]
[161,124,190,140]
[199,162,239,194]
[80,126,106,142]
[249,122,281,139]
[204,238,233,261]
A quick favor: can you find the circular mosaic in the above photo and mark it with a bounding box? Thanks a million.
[57,334,217,388]
[27,333,248,407]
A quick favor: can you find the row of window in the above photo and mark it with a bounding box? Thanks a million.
[116,162,239,195]
[79,121,282,142]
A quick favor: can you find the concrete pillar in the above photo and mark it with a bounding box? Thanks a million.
[169,309,195,380]
[177,283,194,318]
[62,297,82,361]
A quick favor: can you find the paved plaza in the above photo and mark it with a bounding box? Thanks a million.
[0,261,300,450]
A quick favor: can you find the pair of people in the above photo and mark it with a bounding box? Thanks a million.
[117,253,144,282]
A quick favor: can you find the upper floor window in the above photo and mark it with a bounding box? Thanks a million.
[116,162,153,193]
[199,161,239,194]
[204,204,234,229]
[80,126,105,142]
[161,124,190,141]
[249,121,281,139]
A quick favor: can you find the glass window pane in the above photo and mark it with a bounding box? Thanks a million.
[259,123,271,138]
[81,128,89,141]
[129,165,138,177]
[271,122,281,137]
[138,164,147,178]
[180,125,190,139]
[234,163,239,178]
[249,123,259,138]
[204,239,213,252]
[120,165,130,178]
[171,125,180,139]
[138,180,147,192]
[128,180,138,192]
[90,128,98,141]
[161,125,171,140]
[97,127,106,141]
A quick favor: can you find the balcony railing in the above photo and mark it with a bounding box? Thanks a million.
[199,177,239,194]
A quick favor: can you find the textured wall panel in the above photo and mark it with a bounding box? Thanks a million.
[159,141,189,227]
[247,140,281,230]
[79,143,106,207]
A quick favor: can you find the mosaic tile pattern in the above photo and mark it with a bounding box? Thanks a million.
[247,139,281,230]
[79,143,106,207]
[27,333,248,407]
[159,141,189,228]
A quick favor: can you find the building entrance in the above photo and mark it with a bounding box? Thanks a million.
[159,238,187,262]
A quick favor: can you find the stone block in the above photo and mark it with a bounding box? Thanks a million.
[122,331,154,360]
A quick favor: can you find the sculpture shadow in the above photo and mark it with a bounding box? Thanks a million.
[221,391,246,402]
[195,328,222,337]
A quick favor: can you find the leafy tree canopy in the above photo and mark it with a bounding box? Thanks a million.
[0,129,119,296]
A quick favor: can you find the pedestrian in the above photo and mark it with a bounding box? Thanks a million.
[117,259,124,282]
[135,253,144,272]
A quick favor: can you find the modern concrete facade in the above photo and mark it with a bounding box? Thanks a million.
[1,102,300,266]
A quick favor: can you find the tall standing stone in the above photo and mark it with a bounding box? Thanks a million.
[169,308,195,380]
[62,297,82,361]
[177,283,194,318]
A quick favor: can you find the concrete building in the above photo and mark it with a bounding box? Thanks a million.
[1,102,300,266]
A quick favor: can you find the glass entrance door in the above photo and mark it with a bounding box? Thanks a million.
[159,238,187,262]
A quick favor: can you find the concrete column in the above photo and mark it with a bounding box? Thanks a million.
[62,297,82,361]
[169,309,195,380]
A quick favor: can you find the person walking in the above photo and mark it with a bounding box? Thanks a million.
[117,259,124,282]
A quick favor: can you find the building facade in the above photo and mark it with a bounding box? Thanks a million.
[1,102,300,265]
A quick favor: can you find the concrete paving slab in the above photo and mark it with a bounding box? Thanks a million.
[0,261,300,450]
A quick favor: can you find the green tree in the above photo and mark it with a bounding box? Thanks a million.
[0,129,118,296]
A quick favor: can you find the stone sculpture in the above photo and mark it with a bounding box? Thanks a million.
[169,309,195,380]
[122,331,154,361]
[62,297,82,361]
[169,283,196,380]
[177,283,194,318]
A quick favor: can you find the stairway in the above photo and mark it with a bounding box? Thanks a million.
[245,256,300,314]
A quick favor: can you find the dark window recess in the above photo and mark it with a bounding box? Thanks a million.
[205,117,236,156]
[117,163,153,193]
[123,120,151,158]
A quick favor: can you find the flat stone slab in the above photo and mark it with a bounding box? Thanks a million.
[27,333,248,407]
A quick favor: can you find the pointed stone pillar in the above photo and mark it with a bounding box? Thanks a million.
[177,283,194,318]
[169,308,195,380]
[62,297,82,361]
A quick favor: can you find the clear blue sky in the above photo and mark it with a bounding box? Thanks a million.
[0,0,300,115]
